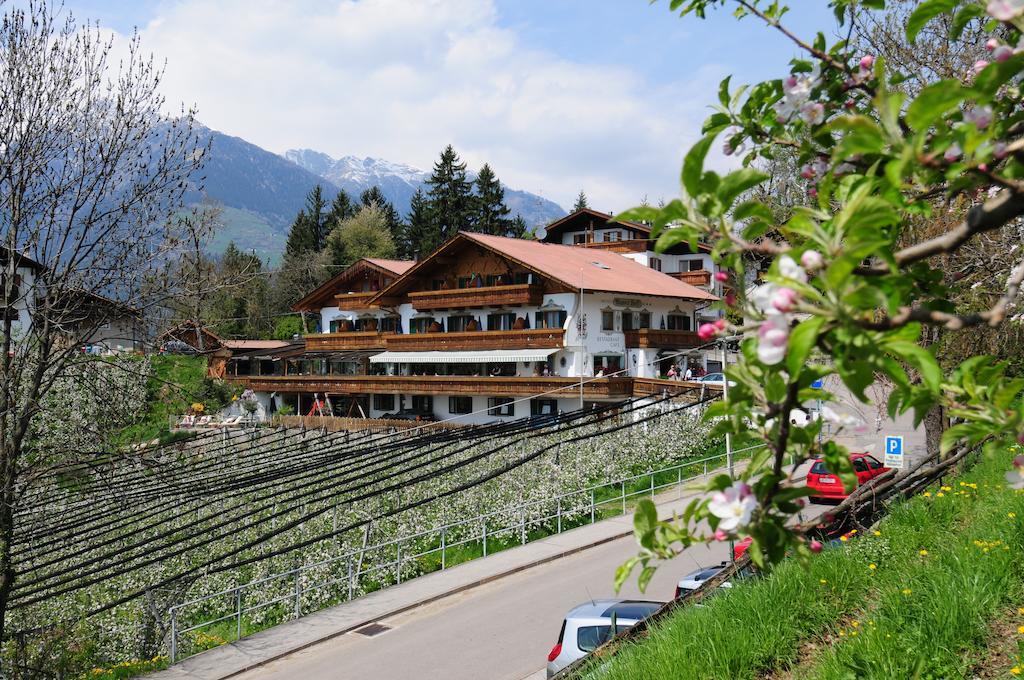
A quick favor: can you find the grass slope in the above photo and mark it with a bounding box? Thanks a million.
[586,451,1024,680]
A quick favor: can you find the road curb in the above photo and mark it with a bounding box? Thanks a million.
[207,527,637,680]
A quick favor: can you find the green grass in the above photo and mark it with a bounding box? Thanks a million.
[115,355,238,445]
[586,452,1024,680]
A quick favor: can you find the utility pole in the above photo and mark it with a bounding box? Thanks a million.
[722,337,733,477]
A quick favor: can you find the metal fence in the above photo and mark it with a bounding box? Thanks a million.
[167,450,740,662]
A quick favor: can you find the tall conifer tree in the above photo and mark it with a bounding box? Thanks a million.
[401,188,432,259]
[572,190,589,212]
[423,145,472,252]
[470,163,511,236]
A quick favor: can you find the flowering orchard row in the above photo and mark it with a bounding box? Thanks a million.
[9,399,714,675]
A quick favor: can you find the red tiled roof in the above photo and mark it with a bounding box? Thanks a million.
[460,232,717,301]
[365,258,415,274]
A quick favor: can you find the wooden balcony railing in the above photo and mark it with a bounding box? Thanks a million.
[333,291,380,310]
[385,329,564,351]
[304,331,393,352]
[623,328,703,349]
[669,270,712,287]
[578,239,648,254]
[227,374,635,398]
[632,378,718,397]
[407,283,544,311]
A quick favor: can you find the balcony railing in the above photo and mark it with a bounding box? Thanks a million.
[407,284,543,311]
[304,331,393,352]
[577,239,648,254]
[669,270,712,287]
[227,374,635,398]
[623,328,703,349]
[333,291,380,311]
[385,329,564,352]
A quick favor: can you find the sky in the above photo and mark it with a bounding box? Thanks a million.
[61,0,839,212]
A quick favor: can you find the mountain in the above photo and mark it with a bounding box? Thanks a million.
[178,126,566,263]
[283,149,567,235]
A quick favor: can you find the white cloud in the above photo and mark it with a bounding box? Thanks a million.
[123,0,726,211]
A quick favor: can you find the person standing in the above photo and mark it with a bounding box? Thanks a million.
[683,365,693,381]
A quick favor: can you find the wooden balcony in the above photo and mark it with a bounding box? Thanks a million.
[333,291,379,311]
[304,331,392,352]
[407,284,543,311]
[632,378,719,397]
[623,328,703,349]
[578,239,648,254]
[227,374,635,398]
[385,329,564,352]
[669,270,712,287]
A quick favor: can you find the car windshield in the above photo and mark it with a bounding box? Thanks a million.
[810,461,831,474]
[691,568,722,580]
[576,624,631,653]
[601,601,662,620]
[704,373,723,381]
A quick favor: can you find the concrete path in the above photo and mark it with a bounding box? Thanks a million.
[148,459,773,680]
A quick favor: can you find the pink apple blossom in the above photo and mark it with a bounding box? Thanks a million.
[859,55,875,71]
[973,60,990,77]
[713,318,728,331]
[708,482,757,531]
[771,287,799,313]
[988,0,1024,21]
[697,323,717,341]
[757,314,790,365]
[964,106,993,130]
[944,142,962,163]
[809,539,823,554]
[801,250,824,271]
[714,529,729,541]
[994,44,1015,62]
[714,271,729,283]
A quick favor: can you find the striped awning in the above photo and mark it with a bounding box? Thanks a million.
[369,349,558,364]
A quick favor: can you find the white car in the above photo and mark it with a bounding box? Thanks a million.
[546,599,663,677]
[697,372,737,387]
[674,563,734,598]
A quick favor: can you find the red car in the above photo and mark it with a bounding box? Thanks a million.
[806,453,888,502]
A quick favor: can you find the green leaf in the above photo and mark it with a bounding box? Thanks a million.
[885,340,942,392]
[786,316,826,377]
[828,115,886,158]
[637,565,657,593]
[718,75,732,108]
[973,54,1024,97]
[906,80,970,131]
[682,133,718,197]
[614,556,640,594]
[633,499,658,543]
[950,4,985,39]
[718,168,769,210]
[906,0,959,43]
[733,200,774,222]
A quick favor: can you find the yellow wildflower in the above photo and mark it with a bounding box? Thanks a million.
[820,579,828,584]
[1013,667,1022,676]
[840,535,849,542]
[873,530,881,536]
[1010,512,1017,519]
[852,621,859,628]
[923,492,932,497]
[1018,625,1024,635]
[919,549,928,556]
[902,588,912,595]
[869,563,877,570]
[936,492,945,497]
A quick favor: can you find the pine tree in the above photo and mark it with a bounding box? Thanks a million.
[360,186,403,242]
[327,189,357,226]
[508,215,531,239]
[470,163,511,236]
[423,145,472,252]
[283,185,330,257]
[572,190,589,212]
[401,188,432,259]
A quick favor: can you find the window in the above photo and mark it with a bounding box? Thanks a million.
[573,233,587,245]
[602,231,622,242]
[410,317,436,334]
[649,257,662,272]
[596,355,622,373]
[689,259,704,272]
[622,311,650,331]
[487,397,514,417]
[666,314,691,331]
[487,313,516,331]
[531,399,557,416]
[513,271,533,284]
[379,316,400,333]
[449,396,472,414]
[622,312,635,331]
[411,395,433,413]
[431,279,446,290]
[535,310,567,330]
[329,319,341,333]
[373,394,395,411]
[601,310,615,331]
[577,625,630,653]
[448,315,476,332]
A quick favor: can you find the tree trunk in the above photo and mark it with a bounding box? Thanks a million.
[923,403,946,461]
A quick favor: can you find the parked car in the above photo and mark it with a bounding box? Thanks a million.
[806,452,888,502]
[674,561,757,598]
[546,599,663,677]
[381,408,437,422]
[697,372,737,387]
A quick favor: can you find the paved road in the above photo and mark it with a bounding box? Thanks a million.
[235,531,732,680]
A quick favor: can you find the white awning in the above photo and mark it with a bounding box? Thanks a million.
[370,349,558,364]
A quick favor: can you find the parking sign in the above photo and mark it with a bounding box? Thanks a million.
[884,436,904,469]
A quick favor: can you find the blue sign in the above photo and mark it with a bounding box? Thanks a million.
[885,436,903,455]
[811,379,824,389]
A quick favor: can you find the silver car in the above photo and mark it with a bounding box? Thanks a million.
[546,599,663,677]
